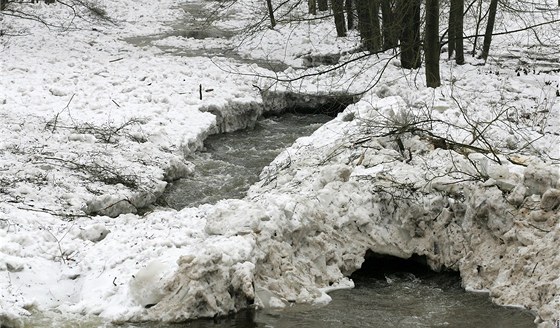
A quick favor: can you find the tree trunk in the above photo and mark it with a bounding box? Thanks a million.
[266,0,276,28]
[399,0,421,69]
[332,0,347,36]
[448,0,456,59]
[309,0,317,15]
[380,0,398,50]
[345,0,354,30]
[472,0,483,56]
[425,0,441,87]
[480,0,498,62]
[318,0,328,11]
[356,0,372,50]
[356,0,382,52]
[453,0,465,64]
[370,0,382,51]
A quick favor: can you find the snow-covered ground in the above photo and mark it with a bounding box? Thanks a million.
[1,0,559,327]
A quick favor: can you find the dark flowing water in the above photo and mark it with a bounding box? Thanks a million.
[151,113,536,328]
[23,111,536,328]
[98,272,536,328]
[70,0,540,325]
[159,113,331,209]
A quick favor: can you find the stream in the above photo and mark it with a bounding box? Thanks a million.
[159,114,331,209]
[105,1,540,327]
[21,113,535,327]
[114,272,535,328]
[149,113,536,328]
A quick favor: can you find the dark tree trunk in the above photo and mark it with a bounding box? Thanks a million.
[309,0,317,15]
[448,0,456,59]
[480,0,498,61]
[318,0,328,11]
[449,0,465,63]
[332,0,347,36]
[425,0,441,87]
[472,0,483,56]
[356,0,372,50]
[370,0,382,51]
[455,0,465,65]
[345,0,354,30]
[381,0,398,50]
[399,0,421,69]
[266,0,276,28]
[356,0,382,52]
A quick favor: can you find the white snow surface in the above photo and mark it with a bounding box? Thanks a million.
[1,0,560,327]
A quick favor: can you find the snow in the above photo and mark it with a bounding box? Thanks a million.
[1,0,560,327]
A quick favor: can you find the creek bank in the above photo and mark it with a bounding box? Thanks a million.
[82,87,358,217]
[159,113,331,209]
[261,89,360,116]
[1,93,557,328]
[125,95,558,326]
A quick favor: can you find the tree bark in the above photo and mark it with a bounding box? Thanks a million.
[448,0,456,59]
[309,0,317,15]
[425,0,441,87]
[380,0,398,50]
[453,0,465,64]
[356,0,382,52]
[318,0,328,11]
[266,0,276,28]
[332,0,347,36]
[356,0,372,50]
[399,0,421,69]
[370,0,382,51]
[480,0,498,62]
[345,0,354,30]
[471,0,483,56]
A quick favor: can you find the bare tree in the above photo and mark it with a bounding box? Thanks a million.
[266,0,276,28]
[451,0,465,64]
[471,0,486,56]
[381,0,398,50]
[371,0,382,50]
[399,0,421,69]
[448,0,466,62]
[309,0,317,15]
[356,0,381,52]
[345,0,354,30]
[480,0,498,61]
[332,0,347,36]
[425,0,440,87]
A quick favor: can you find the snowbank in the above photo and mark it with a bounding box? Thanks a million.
[2,94,559,326]
[1,0,560,326]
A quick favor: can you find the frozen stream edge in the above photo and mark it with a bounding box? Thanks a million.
[1,0,560,327]
[3,95,559,327]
